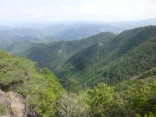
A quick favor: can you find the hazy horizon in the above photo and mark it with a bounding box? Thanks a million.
[0,0,156,25]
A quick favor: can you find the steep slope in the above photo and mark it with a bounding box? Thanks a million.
[82,36,156,86]
[0,50,64,116]
[69,26,156,69]
[65,26,156,86]
[26,32,116,71]
[22,25,156,87]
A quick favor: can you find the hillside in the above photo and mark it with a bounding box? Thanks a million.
[0,50,64,116]
[26,32,115,71]
[66,26,156,86]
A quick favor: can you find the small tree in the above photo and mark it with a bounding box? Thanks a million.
[87,83,114,117]
[58,93,89,117]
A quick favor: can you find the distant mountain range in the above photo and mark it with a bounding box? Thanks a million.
[1,18,156,50]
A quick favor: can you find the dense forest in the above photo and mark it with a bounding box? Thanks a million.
[25,26,156,87]
[1,25,156,117]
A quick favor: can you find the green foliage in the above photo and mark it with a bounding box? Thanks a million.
[115,78,156,116]
[0,50,10,59]
[56,63,81,92]
[0,104,7,115]
[33,89,57,117]
[41,68,64,96]
[138,67,156,79]
[85,76,156,117]
[0,55,36,91]
[144,112,155,117]
[61,26,156,87]
[27,68,65,116]
[0,50,64,116]
[3,26,156,88]
[87,83,114,116]
[1,25,156,116]
[25,32,115,83]
[18,25,156,89]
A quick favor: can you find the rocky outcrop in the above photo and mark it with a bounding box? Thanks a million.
[0,89,26,117]
[0,89,9,116]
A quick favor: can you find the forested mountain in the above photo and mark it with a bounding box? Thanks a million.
[25,32,115,71]
[24,26,156,87]
[65,26,156,86]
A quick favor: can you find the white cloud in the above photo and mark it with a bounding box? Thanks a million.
[80,3,134,21]
[80,5,103,14]
[137,2,156,12]
[79,0,156,21]
[59,5,72,10]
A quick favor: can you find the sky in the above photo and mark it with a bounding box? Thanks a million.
[0,0,156,24]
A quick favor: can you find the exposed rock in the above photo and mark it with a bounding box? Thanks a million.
[0,89,9,116]
[0,89,5,104]
[0,89,26,117]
